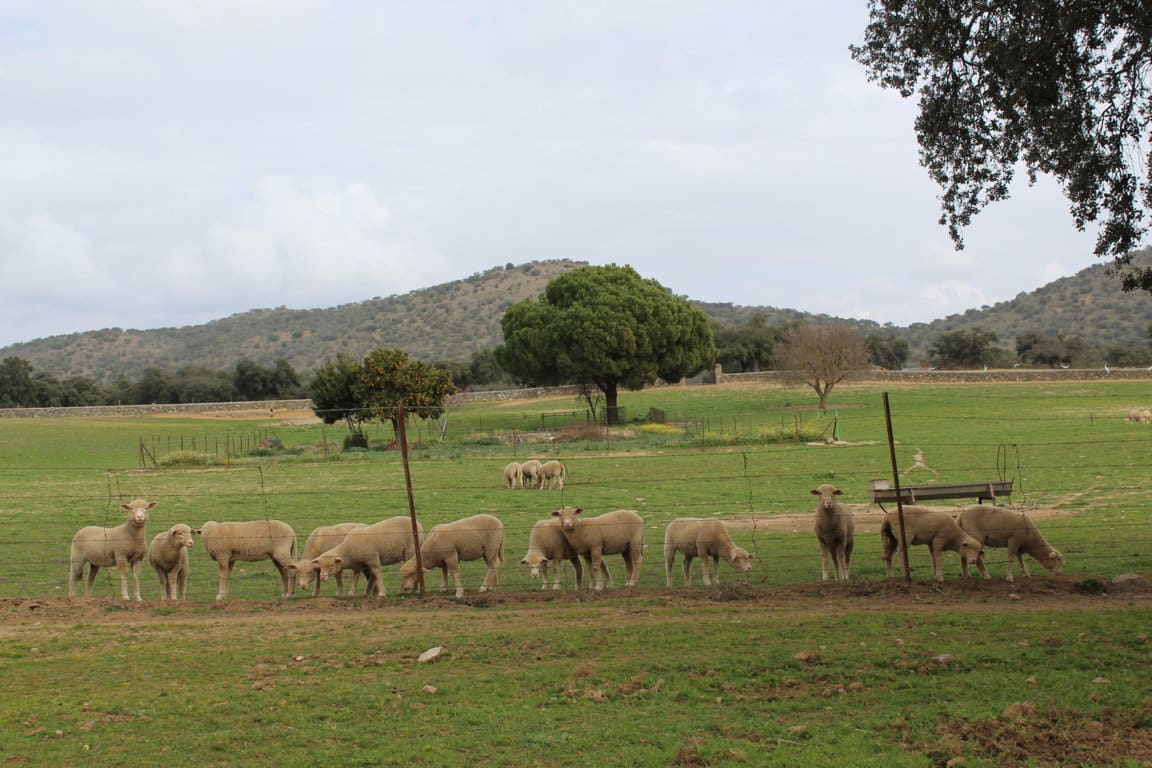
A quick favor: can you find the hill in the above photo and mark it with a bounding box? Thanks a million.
[2,253,1151,383]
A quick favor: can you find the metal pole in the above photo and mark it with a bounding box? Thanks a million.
[397,406,425,594]
[882,392,912,581]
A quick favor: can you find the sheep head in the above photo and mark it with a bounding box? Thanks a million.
[959,537,983,564]
[121,499,156,526]
[1041,549,1064,574]
[168,524,195,550]
[810,485,842,512]
[728,547,754,573]
[314,554,344,582]
[519,553,550,579]
[551,506,583,532]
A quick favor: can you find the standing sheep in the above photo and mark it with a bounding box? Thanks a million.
[811,484,855,581]
[399,514,504,598]
[502,462,524,490]
[148,523,195,600]
[663,518,753,587]
[552,507,644,591]
[291,522,370,597]
[68,499,156,601]
[880,506,983,582]
[306,517,423,598]
[518,517,611,590]
[520,459,543,489]
[956,505,1064,582]
[538,460,567,490]
[198,519,298,600]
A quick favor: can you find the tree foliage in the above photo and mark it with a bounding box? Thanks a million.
[309,353,367,437]
[495,265,716,424]
[865,333,910,370]
[776,323,870,409]
[1016,331,1084,367]
[358,348,457,438]
[928,327,1001,368]
[713,313,778,373]
[852,1,1152,292]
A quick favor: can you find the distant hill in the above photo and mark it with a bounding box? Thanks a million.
[2,252,1151,383]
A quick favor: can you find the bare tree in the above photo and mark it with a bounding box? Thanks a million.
[776,324,870,410]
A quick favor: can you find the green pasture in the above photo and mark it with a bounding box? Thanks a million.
[1,379,1151,766]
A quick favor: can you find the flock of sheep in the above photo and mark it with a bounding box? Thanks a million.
[66,472,1064,602]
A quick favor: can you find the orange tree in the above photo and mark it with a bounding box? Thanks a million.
[358,348,457,442]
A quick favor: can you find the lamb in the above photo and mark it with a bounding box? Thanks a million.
[198,519,298,600]
[551,507,644,591]
[148,523,195,600]
[306,517,423,598]
[502,461,524,490]
[68,499,156,601]
[399,513,504,598]
[518,517,612,590]
[880,505,983,582]
[291,522,370,597]
[956,504,1064,582]
[537,460,567,490]
[520,459,543,489]
[663,518,753,587]
[811,483,855,581]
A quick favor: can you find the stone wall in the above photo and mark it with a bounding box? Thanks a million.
[0,399,313,420]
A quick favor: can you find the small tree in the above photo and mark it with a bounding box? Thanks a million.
[358,349,457,442]
[309,353,368,442]
[929,327,1000,369]
[776,323,870,410]
[865,333,910,371]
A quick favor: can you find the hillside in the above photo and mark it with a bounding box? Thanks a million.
[2,253,1151,383]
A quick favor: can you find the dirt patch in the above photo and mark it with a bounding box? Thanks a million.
[724,504,1073,534]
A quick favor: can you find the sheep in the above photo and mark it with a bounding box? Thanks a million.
[880,505,983,582]
[663,518,753,587]
[306,517,423,598]
[551,507,644,591]
[520,459,543,489]
[291,522,370,597]
[399,513,504,598]
[148,523,195,600]
[538,460,567,490]
[198,519,298,600]
[68,499,156,601]
[518,517,612,590]
[956,505,1064,582]
[811,483,855,581]
[503,461,524,489]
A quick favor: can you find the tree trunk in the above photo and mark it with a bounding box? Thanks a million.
[603,382,621,426]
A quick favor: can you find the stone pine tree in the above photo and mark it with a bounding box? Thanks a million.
[775,323,870,410]
[852,1,1152,293]
[495,264,716,425]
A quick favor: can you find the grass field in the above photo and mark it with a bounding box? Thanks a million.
[1,378,1151,767]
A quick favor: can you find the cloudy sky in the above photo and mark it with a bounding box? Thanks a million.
[0,0,1103,349]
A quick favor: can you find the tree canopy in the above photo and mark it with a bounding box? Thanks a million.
[928,327,1001,368]
[495,265,716,424]
[775,323,871,410]
[852,1,1152,293]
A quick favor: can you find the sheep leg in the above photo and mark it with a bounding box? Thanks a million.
[820,545,832,581]
[366,563,385,597]
[590,549,605,591]
[481,553,499,592]
[215,558,233,601]
[680,553,693,586]
[1017,551,1031,578]
[272,559,294,599]
[112,554,132,601]
[842,540,854,580]
[711,555,721,586]
[445,554,464,598]
[930,544,944,582]
[130,559,143,601]
[629,546,642,588]
[573,556,587,590]
[664,549,677,588]
[176,569,187,600]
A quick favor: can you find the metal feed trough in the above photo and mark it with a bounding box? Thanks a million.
[867,480,1013,505]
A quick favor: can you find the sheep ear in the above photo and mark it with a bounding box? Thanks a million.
[332,556,343,566]
[574,508,583,515]
[191,529,202,535]
[833,489,842,496]
[519,558,529,565]
[809,489,820,495]
[551,509,560,517]
[147,502,158,509]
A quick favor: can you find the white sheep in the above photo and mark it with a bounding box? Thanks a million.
[518,517,612,590]
[503,461,524,489]
[306,517,423,598]
[399,513,504,598]
[68,499,156,601]
[811,483,855,581]
[148,523,195,600]
[198,519,298,600]
[520,459,543,489]
[291,522,370,597]
[1125,408,1151,423]
[956,504,1064,582]
[551,507,644,591]
[538,460,567,490]
[663,518,753,587]
[880,505,983,582]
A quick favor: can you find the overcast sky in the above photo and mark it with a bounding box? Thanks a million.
[0,0,1105,350]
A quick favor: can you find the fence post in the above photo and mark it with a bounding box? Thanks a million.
[397,406,425,594]
[882,392,912,582]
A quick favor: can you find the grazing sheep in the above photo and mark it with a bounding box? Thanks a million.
[538,460,567,490]
[502,461,524,490]
[307,517,423,598]
[1126,408,1152,424]
[520,459,543,489]
[956,505,1064,582]
[880,506,983,582]
[291,522,370,597]
[148,523,195,600]
[551,507,644,591]
[811,484,855,581]
[518,517,612,590]
[68,499,156,601]
[663,518,753,587]
[399,514,504,598]
[198,519,298,600]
